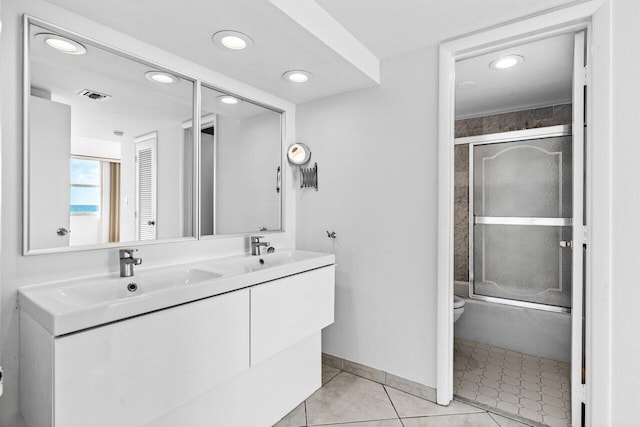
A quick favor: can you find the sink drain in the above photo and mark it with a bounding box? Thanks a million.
[127,282,138,292]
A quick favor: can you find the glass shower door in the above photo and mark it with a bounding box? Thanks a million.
[471,136,573,310]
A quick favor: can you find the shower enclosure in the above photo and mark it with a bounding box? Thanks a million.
[467,125,574,312]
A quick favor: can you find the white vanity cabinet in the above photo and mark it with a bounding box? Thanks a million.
[251,266,335,365]
[22,289,250,427]
[20,261,335,427]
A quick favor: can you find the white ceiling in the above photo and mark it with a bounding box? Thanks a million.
[30,23,279,142]
[44,0,582,104]
[455,33,575,119]
[314,0,581,59]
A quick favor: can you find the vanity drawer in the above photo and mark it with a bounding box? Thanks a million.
[53,289,250,427]
[250,266,335,366]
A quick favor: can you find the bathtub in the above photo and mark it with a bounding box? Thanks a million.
[454,281,571,363]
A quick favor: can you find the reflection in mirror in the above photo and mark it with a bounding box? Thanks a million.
[26,21,195,252]
[199,85,282,236]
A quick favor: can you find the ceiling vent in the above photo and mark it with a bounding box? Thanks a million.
[78,89,111,101]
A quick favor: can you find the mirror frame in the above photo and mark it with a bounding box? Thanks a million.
[22,15,286,255]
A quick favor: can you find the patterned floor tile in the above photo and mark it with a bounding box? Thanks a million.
[453,339,571,427]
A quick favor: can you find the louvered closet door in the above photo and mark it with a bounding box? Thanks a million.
[135,134,157,240]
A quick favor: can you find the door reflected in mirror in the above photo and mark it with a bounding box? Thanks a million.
[26,21,195,252]
[198,85,282,236]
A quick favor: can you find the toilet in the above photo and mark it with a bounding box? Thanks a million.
[454,295,466,323]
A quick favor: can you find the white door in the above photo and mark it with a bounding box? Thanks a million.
[571,30,586,427]
[29,96,71,249]
[135,133,157,240]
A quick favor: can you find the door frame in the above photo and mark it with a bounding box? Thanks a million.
[436,1,612,425]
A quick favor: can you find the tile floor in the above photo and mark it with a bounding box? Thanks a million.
[274,364,536,427]
[454,339,571,427]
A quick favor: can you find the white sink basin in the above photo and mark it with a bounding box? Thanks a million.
[49,268,221,308]
[200,251,324,275]
[19,250,334,336]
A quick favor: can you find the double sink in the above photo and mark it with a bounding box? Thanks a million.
[19,250,335,336]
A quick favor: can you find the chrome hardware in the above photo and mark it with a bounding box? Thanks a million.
[276,166,281,193]
[560,240,573,248]
[475,216,572,227]
[326,230,337,239]
[267,246,275,254]
[250,235,270,256]
[127,282,138,292]
[300,162,318,190]
[119,249,142,277]
[56,227,70,236]
[147,220,156,226]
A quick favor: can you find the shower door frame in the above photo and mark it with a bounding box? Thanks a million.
[459,125,573,313]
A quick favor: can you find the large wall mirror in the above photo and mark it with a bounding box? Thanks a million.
[24,17,284,254]
[199,85,282,236]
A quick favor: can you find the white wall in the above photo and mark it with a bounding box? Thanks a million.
[217,112,281,234]
[0,1,296,425]
[70,136,121,160]
[296,46,439,387]
[609,1,640,425]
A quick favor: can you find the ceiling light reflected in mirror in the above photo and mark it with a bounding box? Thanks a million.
[489,54,524,70]
[144,71,179,85]
[35,33,87,55]
[217,95,240,105]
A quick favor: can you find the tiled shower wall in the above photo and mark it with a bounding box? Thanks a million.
[454,104,572,282]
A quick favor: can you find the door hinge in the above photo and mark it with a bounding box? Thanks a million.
[580,383,586,403]
[0,366,4,397]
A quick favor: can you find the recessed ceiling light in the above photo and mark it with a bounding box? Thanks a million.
[35,33,86,55]
[145,71,179,85]
[489,54,524,70]
[217,95,240,105]
[212,30,254,50]
[282,70,313,83]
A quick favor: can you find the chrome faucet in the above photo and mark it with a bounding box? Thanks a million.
[119,249,142,277]
[250,235,270,256]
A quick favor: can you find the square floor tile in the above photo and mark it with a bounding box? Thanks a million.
[273,402,306,427]
[323,364,341,385]
[305,372,398,426]
[385,387,483,418]
[401,412,502,426]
